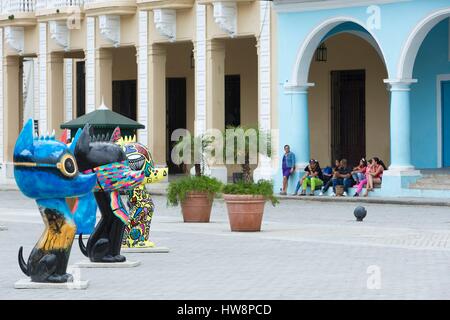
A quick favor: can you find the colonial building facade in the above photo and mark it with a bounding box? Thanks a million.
[273,0,450,197]
[0,0,275,181]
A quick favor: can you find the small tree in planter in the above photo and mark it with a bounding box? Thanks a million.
[167,175,222,222]
[222,127,276,231]
[222,180,278,231]
[167,134,221,222]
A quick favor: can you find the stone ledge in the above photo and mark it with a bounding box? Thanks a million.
[278,194,450,207]
[14,279,89,290]
[121,246,170,253]
[75,260,141,268]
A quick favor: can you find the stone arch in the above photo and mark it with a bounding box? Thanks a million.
[289,17,388,86]
[398,8,450,80]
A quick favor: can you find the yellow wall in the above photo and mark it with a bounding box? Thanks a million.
[308,33,390,167]
[224,37,258,176]
[165,42,195,134]
[224,37,258,127]
[112,46,137,81]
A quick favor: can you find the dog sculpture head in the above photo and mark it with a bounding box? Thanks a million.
[13,119,97,200]
[112,128,168,185]
[74,124,126,172]
[74,125,144,192]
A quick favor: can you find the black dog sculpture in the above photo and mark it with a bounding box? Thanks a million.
[75,125,143,263]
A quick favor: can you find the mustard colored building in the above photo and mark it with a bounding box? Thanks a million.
[0,0,276,181]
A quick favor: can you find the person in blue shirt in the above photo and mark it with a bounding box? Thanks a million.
[281,145,295,195]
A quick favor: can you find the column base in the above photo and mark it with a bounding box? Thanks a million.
[191,165,228,184]
[381,168,422,194]
[5,162,14,179]
[207,166,228,184]
[253,156,274,182]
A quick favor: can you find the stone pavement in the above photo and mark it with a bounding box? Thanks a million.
[1,190,450,299]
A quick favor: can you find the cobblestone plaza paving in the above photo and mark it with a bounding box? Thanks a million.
[1,191,450,299]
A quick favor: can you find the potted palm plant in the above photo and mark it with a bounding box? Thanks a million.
[167,134,222,222]
[221,126,278,231]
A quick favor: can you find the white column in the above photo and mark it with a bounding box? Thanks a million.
[64,59,73,122]
[137,10,148,145]
[38,22,47,134]
[195,3,206,137]
[253,0,272,182]
[33,57,39,121]
[0,28,4,169]
[85,16,95,113]
[22,59,34,126]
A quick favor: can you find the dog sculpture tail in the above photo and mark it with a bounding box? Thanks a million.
[78,234,88,257]
[18,247,29,276]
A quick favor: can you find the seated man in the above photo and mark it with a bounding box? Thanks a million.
[331,159,354,197]
[319,159,339,196]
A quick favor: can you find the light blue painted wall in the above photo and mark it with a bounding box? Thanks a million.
[274,0,450,193]
[411,19,450,168]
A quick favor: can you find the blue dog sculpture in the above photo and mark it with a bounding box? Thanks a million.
[14,119,97,283]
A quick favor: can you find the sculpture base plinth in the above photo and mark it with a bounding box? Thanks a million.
[14,279,89,290]
[75,260,141,268]
[121,246,170,253]
[74,234,90,239]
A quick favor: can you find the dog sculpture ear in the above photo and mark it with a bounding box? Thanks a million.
[69,128,82,154]
[14,119,35,161]
[110,126,121,143]
[75,124,91,156]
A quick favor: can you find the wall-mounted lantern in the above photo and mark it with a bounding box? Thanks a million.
[315,43,327,62]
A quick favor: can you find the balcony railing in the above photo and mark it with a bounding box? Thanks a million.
[1,0,36,14]
[84,0,134,4]
[35,0,84,10]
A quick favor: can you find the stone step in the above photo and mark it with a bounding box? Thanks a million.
[409,171,450,190]
[412,178,450,185]
[409,183,450,190]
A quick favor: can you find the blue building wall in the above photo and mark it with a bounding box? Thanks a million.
[411,19,450,168]
[274,0,450,195]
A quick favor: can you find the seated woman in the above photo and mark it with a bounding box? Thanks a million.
[299,159,323,196]
[353,157,386,197]
[351,158,367,184]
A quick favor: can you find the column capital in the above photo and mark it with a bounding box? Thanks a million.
[2,55,20,67]
[384,79,417,91]
[206,39,225,52]
[148,44,167,57]
[283,82,315,95]
[95,48,113,60]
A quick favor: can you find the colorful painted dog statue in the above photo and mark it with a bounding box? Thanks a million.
[115,133,168,248]
[15,119,97,283]
[75,125,144,262]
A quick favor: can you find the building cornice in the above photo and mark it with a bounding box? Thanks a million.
[197,0,254,4]
[274,0,411,13]
[84,1,137,16]
[0,13,36,27]
[137,0,195,10]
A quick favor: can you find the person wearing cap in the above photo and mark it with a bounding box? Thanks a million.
[280,145,295,195]
[298,159,324,196]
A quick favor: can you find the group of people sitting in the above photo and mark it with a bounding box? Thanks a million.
[281,145,387,197]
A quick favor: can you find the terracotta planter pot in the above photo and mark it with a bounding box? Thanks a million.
[181,192,213,222]
[223,194,266,232]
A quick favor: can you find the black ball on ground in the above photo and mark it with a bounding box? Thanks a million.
[354,206,367,222]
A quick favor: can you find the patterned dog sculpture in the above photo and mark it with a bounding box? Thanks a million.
[15,119,97,283]
[115,134,168,248]
[75,125,144,262]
